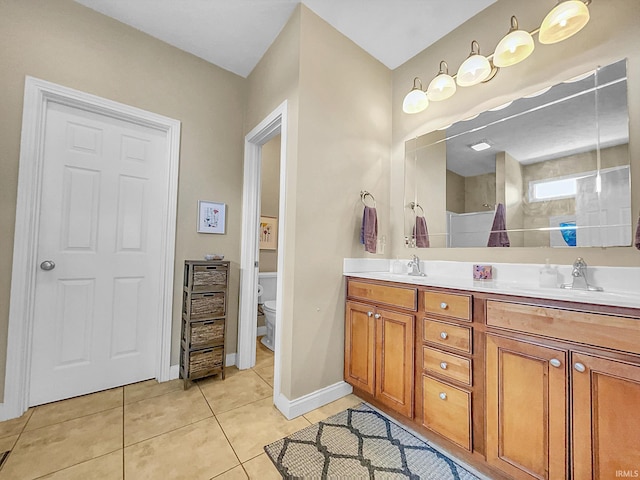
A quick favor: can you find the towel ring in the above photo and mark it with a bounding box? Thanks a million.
[409,202,424,215]
[360,190,376,208]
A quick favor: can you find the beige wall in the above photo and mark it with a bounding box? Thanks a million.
[465,173,496,214]
[246,5,392,399]
[259,135,281,273]
[446,170,465,214]
[391,0,640,267]
[0,0,245,400]
[290,6,392,398]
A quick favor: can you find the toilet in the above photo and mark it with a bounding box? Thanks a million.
[261,300,276,351]
[258,272,277,352]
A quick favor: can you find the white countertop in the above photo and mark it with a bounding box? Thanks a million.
[344,259,640,309]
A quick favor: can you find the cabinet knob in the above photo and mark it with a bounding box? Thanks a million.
[374,313,381,319]
[574,362,586,373]
[440,362,448,370]
[440,302,448,310]
[439,392,447,400]
[549,358,561,368]
[367,311,373,317]
[440,331,448,340]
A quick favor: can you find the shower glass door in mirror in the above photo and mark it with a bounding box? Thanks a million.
[404,59,630,248]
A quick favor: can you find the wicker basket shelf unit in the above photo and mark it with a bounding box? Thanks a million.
[180,260,229,388]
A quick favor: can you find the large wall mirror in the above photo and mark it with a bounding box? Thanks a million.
[404,59,630,249]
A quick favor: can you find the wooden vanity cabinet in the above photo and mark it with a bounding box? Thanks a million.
[486,334,568,480]
[344,277,640,480]
[418,290,475,451]
[486,299,640,480]
[572,352,640,480]
[345,279,416,418]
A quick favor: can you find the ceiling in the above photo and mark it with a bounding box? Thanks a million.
[74,0,497,78]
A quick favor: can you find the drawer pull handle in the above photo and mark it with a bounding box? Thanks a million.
[440,332,448,340]
[440,362,448,370]
[374,313,381,319]
[367,311,373,317]
[439,392,447,400]
[574,362,586,373]
[549,358,561,368]
[440,302,448,310]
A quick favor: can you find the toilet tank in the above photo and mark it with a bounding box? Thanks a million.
[258,272,277,303]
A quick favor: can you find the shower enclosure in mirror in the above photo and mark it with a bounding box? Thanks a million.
[404,59,630,248]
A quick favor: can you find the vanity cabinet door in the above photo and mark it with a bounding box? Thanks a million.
[486,335,568,480]
[572,353,640,480]
[375,308,414,418]
[344,301,375,395]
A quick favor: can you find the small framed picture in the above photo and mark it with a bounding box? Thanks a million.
[197,201,226,234]
[259,216,278,250]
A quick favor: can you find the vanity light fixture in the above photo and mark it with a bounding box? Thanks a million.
[539,0,591,45]
[470,141,491,152]
[457,41,493,87]
[494,16,535,67]
[402,77,429,114]
[427,61,457,101]
[401,0,595,114]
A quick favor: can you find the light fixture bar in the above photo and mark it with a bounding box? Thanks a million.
[402,0,591,114]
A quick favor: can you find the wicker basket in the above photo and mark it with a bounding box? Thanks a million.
[188,320,225,348]
[192,265,227,288]
[190,292,225,319]
[188,347,223,378]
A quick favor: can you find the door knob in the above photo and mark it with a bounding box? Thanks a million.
[40,260,56,271]
[574,362,586,373]
[549,358,561,368]
[374,313,381,319]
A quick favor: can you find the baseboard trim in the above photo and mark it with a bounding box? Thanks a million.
[169,364,180,380]
[226,353,236,367]
[275,381,353,420]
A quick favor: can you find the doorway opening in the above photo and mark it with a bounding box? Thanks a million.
[238,101,287,414]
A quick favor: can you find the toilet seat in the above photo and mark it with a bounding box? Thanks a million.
[263,300,276,312]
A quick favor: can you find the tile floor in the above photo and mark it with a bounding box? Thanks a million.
[0,338,362,479]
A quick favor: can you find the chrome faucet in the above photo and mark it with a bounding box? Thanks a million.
[561,257,603,291]
[407,255,425,276]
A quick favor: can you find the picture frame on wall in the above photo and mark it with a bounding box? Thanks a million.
[197,200,226,234]
[259,216,278,250]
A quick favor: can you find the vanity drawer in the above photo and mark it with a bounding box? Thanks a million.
[422,375,471,451]
[423,319,472,354]
[486,300,640,355]
[423,291,471,321]
[422,346,472,386]
[347,279,417,311]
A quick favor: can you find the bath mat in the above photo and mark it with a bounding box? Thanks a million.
[264,403,481,479]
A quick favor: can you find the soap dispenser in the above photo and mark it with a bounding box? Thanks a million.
[392,257,405,274]
[539,259,558,288]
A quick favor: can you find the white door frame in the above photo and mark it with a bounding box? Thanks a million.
[238,101,287,408]
[3,77,180,420]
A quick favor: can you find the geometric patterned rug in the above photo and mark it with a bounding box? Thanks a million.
[264,403,481,479]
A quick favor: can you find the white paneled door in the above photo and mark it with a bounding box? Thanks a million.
[29,101,167,406]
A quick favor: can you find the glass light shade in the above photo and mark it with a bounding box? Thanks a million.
[403,88,428,114]
[457,54,492,87]
[427,73,456,101]
[494,29,535,67]
[539,0,590,44]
